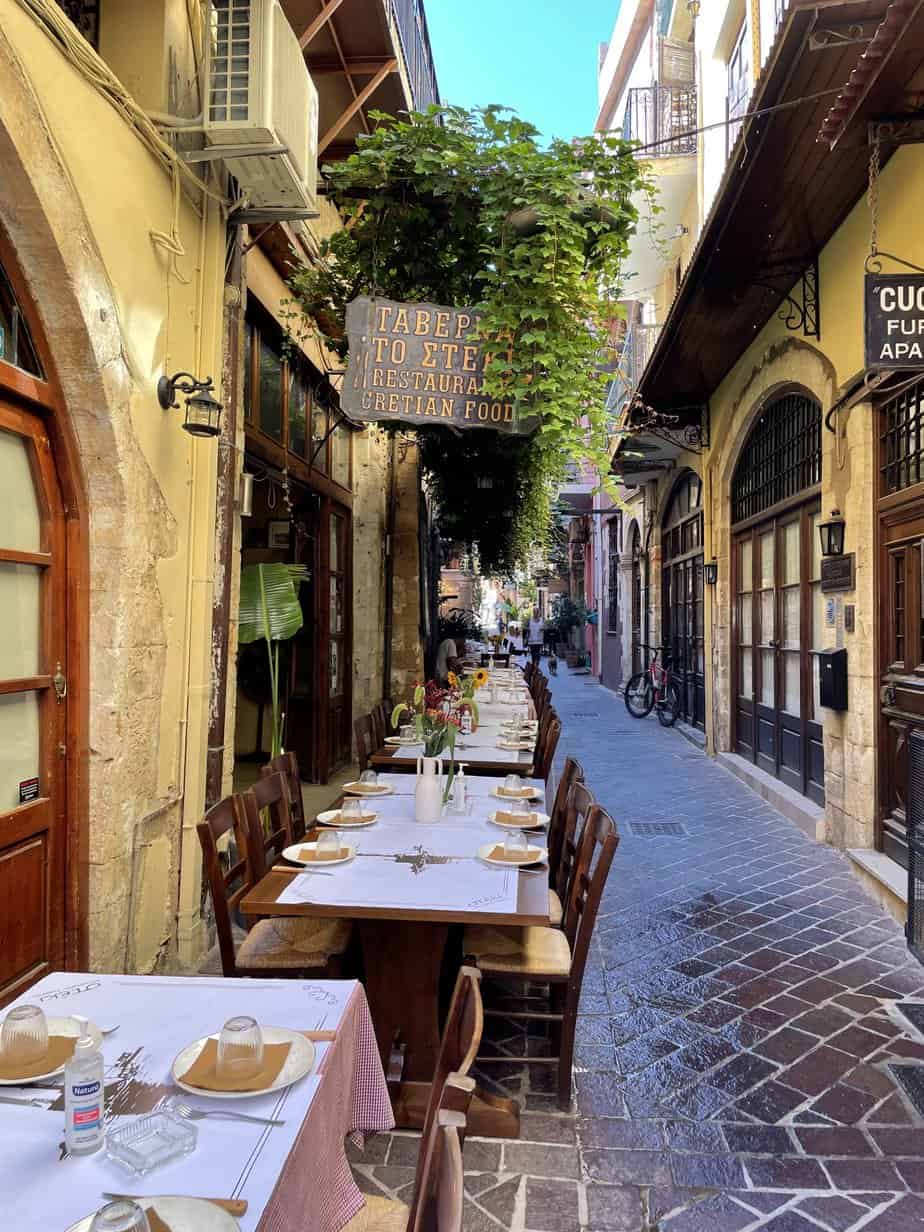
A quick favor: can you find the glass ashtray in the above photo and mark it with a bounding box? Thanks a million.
[106,1110,197,1176]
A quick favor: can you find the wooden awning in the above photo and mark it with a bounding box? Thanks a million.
[637,0,924,414]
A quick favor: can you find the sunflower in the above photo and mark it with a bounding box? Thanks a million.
[473,668,489,689]
[447,670,459,688]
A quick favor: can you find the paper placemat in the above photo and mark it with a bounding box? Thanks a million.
[0,1035,75,1080]
[178,1038,291,1092]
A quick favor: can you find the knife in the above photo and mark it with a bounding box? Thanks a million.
[102,1194,248,1217]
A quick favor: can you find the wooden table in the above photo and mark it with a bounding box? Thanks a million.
[242,775,549,1137]
[371,695,538,777]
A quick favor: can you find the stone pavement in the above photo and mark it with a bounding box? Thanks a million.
[348,668,924,1231]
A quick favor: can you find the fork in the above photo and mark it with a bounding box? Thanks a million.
[0,1094,54,1108]
[171,1099,285,1127]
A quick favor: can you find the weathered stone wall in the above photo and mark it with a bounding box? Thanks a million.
[391,441,425,700]
[351,426,390,718]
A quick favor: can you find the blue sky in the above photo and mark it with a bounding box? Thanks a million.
[425,1,621,144]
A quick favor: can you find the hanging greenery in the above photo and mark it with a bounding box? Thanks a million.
[288,104,654,568]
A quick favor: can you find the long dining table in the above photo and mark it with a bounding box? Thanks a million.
[241,770,549,1137]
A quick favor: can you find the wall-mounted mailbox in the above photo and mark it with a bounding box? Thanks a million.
[819,647,848,711]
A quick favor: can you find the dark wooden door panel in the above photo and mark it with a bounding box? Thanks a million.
[0,834,48,992]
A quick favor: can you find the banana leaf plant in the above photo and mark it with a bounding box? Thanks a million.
[238,562,309,758]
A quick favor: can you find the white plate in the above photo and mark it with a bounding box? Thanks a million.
[342,782,394,796]
[282,842,356,867]
[497,741,534,751]
[0,1016,102,1085]
[317,808,378,828]
[478,842,548,867]
[171,1025,315,1101]
[490,787,543,802]
[385,736,419,746]
[489,810,550,830]
[67,1196,239,1232]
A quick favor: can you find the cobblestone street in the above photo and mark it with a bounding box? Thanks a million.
[350,668,924,1231]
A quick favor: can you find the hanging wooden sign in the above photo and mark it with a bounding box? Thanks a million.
[341,296,537,434]
[865,273,924,368]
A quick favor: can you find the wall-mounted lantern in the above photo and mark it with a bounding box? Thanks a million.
[686,0,701,17]
[704,557,718,585]
[157,371,223,438]
[818,509,846,558]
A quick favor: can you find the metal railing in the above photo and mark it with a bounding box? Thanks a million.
[606,322,662,421]
[623,85,697,156]
[388,0,440,112]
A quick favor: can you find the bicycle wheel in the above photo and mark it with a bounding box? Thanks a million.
[624,672,654,718]
[657,682,681,727]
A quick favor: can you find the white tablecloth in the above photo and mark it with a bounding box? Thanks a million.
[0,974,387,1232]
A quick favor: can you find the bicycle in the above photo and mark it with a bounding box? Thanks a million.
[624,644,681,727]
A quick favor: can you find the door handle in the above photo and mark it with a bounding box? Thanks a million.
[768,639,780,649]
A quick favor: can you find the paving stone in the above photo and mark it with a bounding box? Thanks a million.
[792,1194,871,1231]
[519,1113,577,1145]
[755,1028,821,1063]
[661,1194,755,1231]
[824,1159,904,1191]
[523,1178,580,1232]
[585,1184,644,1230]
[578,1118,664,1149]
[582,1148,673,1186]
[476,1177,521,1226]
[575,1071,629,1117]
[733,1080,807,1122]
[760,1211,841,1231]
[810,1082,880,1124]
[861,1195,924,1229]
[502,1142,580,1179]
[665,1120,726,1153]
[793,1126,875,1157]
[670,1152,748,1188]
[722,1124,794,1154]
[744,1156,832,1189]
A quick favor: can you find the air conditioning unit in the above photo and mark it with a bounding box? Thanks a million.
[206,0,318,214]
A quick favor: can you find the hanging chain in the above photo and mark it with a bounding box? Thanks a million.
[867,129,881,262]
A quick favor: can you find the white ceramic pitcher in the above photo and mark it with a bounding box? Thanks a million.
[415,755,443,823]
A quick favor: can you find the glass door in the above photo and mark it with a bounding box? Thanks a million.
[0,401,67,1004]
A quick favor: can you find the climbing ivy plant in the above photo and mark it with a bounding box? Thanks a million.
[288,105,654,570]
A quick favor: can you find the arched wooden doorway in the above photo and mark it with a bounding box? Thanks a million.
[661,471,705,729]
[731,391,824,803]
[0,248,81,1004]
[630,522,642,676]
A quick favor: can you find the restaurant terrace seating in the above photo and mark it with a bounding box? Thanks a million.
[546,763,588,927]
[197,795,351,978]
[238,771,297,878]
[371,700,389,748]
[464,804,619,1107]
[533,715,561,781]
[354,712,377,771]
[260,751,306,840]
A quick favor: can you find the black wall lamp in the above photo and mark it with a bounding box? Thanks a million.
[704,557,718,585]
[818,510,846,557]
[687,0,701,17]
[157,371,223,438]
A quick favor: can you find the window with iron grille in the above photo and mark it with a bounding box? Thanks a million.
[54,1,100,48]
[880,376,924,495]
[726,20,750,155]
[607,517,621,633]
[732,393,821,524]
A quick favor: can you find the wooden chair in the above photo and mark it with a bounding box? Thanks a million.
[464,805,619,1108]
[261,751,306,840]
[546,760,587,927]
[197,795,350,979]
[534,716,561,782]
[523,661,536,685]
[354,712,377,771]
[371,702,388,749]
[344,1078,470,1232]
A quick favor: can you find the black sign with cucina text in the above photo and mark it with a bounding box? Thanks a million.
[865,273,924,368]
[341,296,537,434]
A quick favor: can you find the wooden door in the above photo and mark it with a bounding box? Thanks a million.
[325,505,351,775]
[286,503,319,782]
[0,400,67,1005]
[878,502,924,867]
[630,526,642,675]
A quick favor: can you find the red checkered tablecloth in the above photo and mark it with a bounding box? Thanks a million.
[258,983,395,1232]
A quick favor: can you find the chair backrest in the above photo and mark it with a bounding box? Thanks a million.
[554,779,595,906]
[524,661,536,684]
[490,652,510,667]
[354,712,376,771]
[563,806,619,992]
[547,757,585,885]
[534,715,561,781]
[239,771,294,879]
[371,702,387,749]
[425,966,482,1141]
[410,1078,471,1232]
[261,751,305,840]
[196,795,253,978]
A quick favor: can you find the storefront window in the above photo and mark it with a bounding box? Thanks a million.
[259,336,283,442]
[312,403,329,473]
[330,421,351,489]
[288,368,308,457]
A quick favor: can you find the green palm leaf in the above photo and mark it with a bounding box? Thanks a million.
[238,563,309,644]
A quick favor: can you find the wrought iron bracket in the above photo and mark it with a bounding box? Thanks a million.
[754,257,820,340]
[809,20,878,50]
[620,400,709,454]
[869,114,924,149]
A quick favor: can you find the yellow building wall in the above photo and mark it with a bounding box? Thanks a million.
[0,0,226,969]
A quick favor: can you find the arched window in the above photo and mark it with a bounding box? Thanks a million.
[0,261,42,377]
[732,393,821,524]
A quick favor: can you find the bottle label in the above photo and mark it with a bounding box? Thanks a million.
[73,1104,101,1130]
[73,1080,99,1098]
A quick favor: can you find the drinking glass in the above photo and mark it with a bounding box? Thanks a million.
[359,770,379,788]
[503,829,529,860]
[400,723,415,741]
[503,774,522,794]
[317,828,341,859]
[89,1200,151,1232]
[1,1004,48,1066]
[509,798,531,823]
[341,798,365,822]
[216,1015,264,1083]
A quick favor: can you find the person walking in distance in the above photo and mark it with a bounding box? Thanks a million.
[527,608,545,667]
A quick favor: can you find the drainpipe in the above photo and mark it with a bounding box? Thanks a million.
[205,229,243,808]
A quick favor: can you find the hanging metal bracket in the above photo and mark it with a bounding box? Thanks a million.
[753,257,820,340]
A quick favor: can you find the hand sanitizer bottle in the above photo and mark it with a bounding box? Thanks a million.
[65,1017,105,1155]
[452,763,467,813]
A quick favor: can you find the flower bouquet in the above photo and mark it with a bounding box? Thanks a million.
[392,681,461,798]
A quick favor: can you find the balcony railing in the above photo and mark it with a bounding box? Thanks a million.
[623,85,697,157]
[389,0,440,112]
[606,322,662,420]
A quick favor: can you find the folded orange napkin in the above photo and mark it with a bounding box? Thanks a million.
[495,810,537,826]
[179,1038,291,1092]
[146,1212,172,1232]
[297,846,350,862]
[332,811,376,825]
[0,1035,75,1081]
[489,844,540,863]
[302,1030,337,1042]
[497,786,535,799]
[345,783,388,793]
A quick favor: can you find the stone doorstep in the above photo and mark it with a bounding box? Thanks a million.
[848,848,907,906]
[716,752,826,843]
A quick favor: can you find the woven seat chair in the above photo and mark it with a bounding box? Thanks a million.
[354,712,377,771]
[545,761,587,927]
[260,751,306,840]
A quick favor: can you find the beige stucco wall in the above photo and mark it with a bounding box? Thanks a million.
[0,0,226,971]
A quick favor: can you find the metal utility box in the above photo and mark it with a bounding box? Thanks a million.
[819,648,848,711]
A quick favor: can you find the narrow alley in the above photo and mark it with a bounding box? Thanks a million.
[352,670,924,1232]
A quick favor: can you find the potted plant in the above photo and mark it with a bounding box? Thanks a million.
[238,562,309,758]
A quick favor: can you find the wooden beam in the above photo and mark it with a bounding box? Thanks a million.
[319,59,396,153]
[298,0,348,50]
[307,58,394,76]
